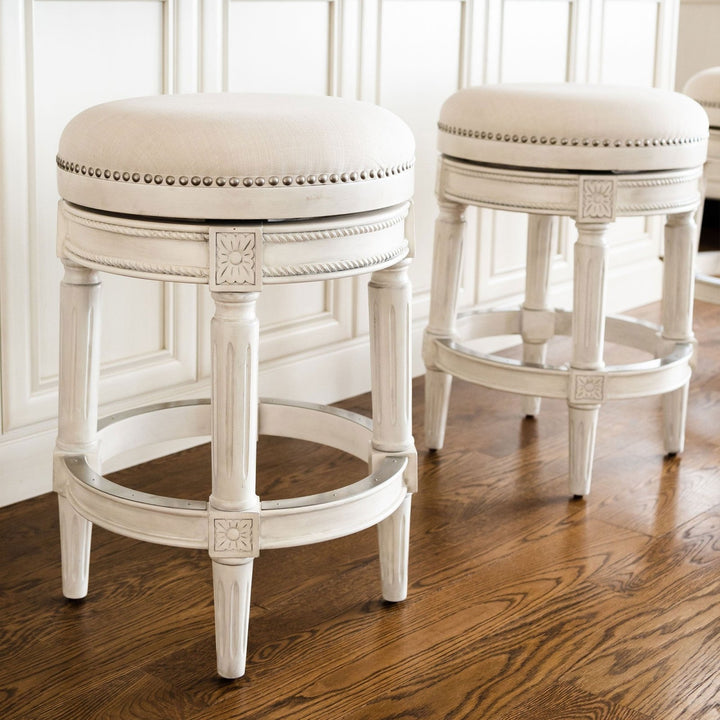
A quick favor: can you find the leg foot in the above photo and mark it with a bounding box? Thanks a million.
[213,560,253,679]
[660,210,697,459]
[58,495,92,599]
[521,215,556,418]
[663,384,688,456]
[425,369,452,450]
[378,495,411,602]
[568,405,599,498]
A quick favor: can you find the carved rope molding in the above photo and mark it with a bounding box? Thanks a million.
[63,242,408,281]
[263,246,408,278]
[64,240,208,279]
[63,205,210,242]
[442,188,571,214]
[621,170,703,188]
[56,154,415,189]
[63,206,409,280]
[264,213,405,244]
[437,121,706,149]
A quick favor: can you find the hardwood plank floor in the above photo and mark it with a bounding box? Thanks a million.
[1,300,719,720]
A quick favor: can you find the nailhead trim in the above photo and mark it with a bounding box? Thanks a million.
[56,155,415,188]
[437,122,706,149]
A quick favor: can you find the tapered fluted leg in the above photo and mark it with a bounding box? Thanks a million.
[521,215,556,417]
[661,211,698,455]
[378,495,411,602]
[55,261,102,599]
[568,223,609,497]
[210,292,260,679]
[213,560,253,679]
[423,201,466,449]
[568,405,600,497]
[369,260,415,602]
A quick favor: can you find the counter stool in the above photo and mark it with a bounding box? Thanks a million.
[684,68,720,303]
[423,84,708,497]
[53,93,417,678]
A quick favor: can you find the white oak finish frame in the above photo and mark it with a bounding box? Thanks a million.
[54,201,417,678]
[424,159,703,497]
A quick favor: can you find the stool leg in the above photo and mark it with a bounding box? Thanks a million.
[569,222,609,497]
[210,292,260,679]
[55,261,102,599]
[661,210,698,455]
[521,215,556,417]
[369,260,415,602]
[423,201,466,449]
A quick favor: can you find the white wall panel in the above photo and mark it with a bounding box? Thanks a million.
[481,0,575,304]
[224,0,352,369]
[500,0,571,82]
[32,0,167,379]
[1,0,198,438]
[600,0,659,86]
[376,0,475,327]
[228,0,334,95]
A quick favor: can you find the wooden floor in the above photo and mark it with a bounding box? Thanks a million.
[2,299,719,720]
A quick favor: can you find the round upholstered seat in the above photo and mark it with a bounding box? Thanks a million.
[57,93,415,219]
[438,83,708,172]
[684,67,720,128]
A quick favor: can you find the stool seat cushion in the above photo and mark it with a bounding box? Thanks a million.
[438,83,708,173]
[57,93,415,220]
[683,67,720,128]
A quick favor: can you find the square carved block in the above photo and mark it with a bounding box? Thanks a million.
[210,227,263,292]
[208,512,260,559]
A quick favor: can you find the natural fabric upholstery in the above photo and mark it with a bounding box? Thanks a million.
[57,93,415,219]
[438,83,708,172]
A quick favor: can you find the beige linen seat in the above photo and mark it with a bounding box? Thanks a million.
[684,68,720,302]
[54,93,417,678]
[423,83,708,497]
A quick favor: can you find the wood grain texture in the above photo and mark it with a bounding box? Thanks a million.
[1,299,719,719]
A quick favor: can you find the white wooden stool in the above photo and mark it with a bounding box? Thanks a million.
[53,93,417,678]
[423,84,708,497]
[684,68,720,303]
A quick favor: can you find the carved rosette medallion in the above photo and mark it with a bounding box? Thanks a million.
[570,372,606,404]
[578,177,617,221]
[210,227,262,291]
[209,513,259,558]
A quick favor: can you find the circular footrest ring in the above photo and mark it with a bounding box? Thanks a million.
[433,308,694,402]
[55,398,409,551]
